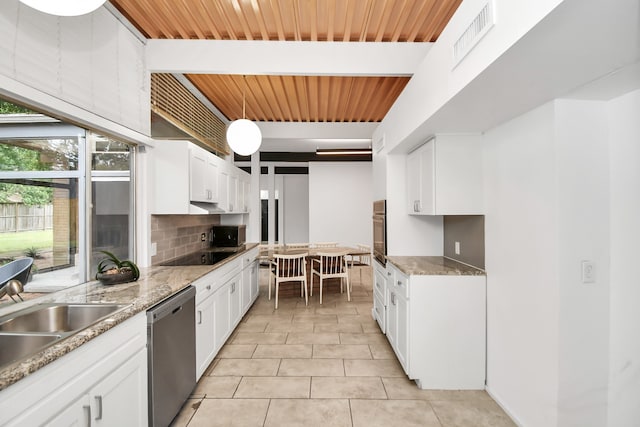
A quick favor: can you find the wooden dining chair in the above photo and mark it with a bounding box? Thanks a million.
[313,242,338,248]
[286,242,310,249]
[270,253,308,309]
[310,251,350,304]
[349,244,372,289]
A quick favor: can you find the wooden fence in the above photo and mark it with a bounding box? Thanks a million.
[0,203,53,233]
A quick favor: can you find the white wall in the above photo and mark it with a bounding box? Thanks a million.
[483,101,559,427]
[308,162,372,247]
[282,175,309,244]
[607,89,640,427]
[0,2,150,141]
[555,100,609,427]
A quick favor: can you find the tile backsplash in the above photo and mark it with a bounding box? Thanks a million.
[150,215,220,265]
[443,215,485,270]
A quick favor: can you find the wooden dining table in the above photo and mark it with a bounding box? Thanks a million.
[258,246,371,297]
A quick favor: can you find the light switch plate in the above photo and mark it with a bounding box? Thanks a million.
[150,242,157,256]
[581,260,595,283]
[455,241,461,255]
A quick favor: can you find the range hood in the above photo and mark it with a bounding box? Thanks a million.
[189,202,226,214]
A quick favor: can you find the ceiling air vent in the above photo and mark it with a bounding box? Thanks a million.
[453,1,495,67]
[151,73,229,155]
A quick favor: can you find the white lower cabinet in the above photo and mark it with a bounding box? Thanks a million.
[384,262,486,390]
[372,260,387,333]
[194,248,260,381]
[0,313,148,426]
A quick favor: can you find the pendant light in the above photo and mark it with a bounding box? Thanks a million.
[19,0,107,16]
[227,76,262,156]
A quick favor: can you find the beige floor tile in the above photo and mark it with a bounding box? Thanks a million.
[264,399,351,427]
[337,314,377,323]
[211,359,280,376]
[234,376,310,398]
[170,398,201,427]
[350,399,441,427]
[286,332,341,344]
[192,376,241,398]
[188,398,269,427]
[264,322,315,332]
[231,332,287,344]
[216,344,257,359]
[362,322,383,333]
[312,344,372,359]
[244,313,293,323]
[314,323,364,333]
[292,314,338,323]
[344,359,405,377]
[234,322,268,333]
[381,377,493,401]
[430,399,517,427]
[340,332,387,344]
[369,343,396,359]
[315,306,359,315]
[278,358,344,376]
[311,376,387,399]
[202,359,219,376]
[253,344,313,358]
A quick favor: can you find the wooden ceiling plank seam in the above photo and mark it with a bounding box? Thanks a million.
[211,0,241,40]
[388,0,413,42]
[292,0,302,41]
[190,74,238,120]
[358,0,376,42]
[335,77,349,122]
[375,0,393,42]
[158,0,191,39]
[268,0,287,40]
[327,0,336,42]
[296,76,310,122]
[250,0,271,40]
[195,0,224,39]
[269,75,292,121]
[405,0,437,42]
[140,0,182,39]
[289,76,305,121]
[424,0,462,42]
[262,75,287,121]
[176,0,208,39]
[111,1,156,38]
[223,75,246,120]
[282,75,301,121]
[378,77,409,116]
[342,0,357,42]
[353,77,375,121]
[306,75,318,122]
[310,0,318,41]
[230,0,255,41]
[338,77,354,122]
[245,75,268,120]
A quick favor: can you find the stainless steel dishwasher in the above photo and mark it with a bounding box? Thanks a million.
[147,286,196,427]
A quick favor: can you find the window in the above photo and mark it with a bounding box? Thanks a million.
[0,99,135,295]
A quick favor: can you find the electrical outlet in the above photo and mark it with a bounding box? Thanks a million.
[581,260,595,283]
[150,242,157,256]
[201,233,206,242]
[455,241,461,255]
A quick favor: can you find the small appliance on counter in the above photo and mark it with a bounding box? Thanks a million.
[210,225,246,248]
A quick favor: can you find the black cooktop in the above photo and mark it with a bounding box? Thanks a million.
[160,249,240,266]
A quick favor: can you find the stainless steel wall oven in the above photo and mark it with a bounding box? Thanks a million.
[373,200,387,265]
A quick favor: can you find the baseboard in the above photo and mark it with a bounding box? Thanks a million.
[485,385,525,427]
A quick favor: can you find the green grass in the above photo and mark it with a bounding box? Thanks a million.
[0,230,53,257]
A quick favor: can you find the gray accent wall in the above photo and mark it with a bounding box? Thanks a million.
[443,215,485,269]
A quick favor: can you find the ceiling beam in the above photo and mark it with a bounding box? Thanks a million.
[146,40,431,75]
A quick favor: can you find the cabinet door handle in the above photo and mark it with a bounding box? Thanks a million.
[84,405,92,427]
[197,310,202,324]
[416,200,421,212]
[391,292,395,305]
[387,271,392,276]
[376,281,381,289]
[397,280,402,286]
[94,395,103,420]
[231,283,235,293]
[206,284,211,290]
[375,306,380,314]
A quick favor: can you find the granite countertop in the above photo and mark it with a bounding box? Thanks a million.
[0,243,258,392]
[386,256,485,276]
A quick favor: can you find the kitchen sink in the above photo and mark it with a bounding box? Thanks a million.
[0,303,130,369]
[0,303,128,334]
[0,333,62,369]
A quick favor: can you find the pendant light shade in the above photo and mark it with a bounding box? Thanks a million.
[19,0,107,16]
[227,76,262,156]
[227,119,262,156]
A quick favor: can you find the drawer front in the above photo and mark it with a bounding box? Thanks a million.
[394,270,409,299]
[373,293,386,334]
[194,278,216,304]
[242,247,260,269]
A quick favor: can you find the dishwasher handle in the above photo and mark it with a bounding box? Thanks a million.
[147,286,196,322]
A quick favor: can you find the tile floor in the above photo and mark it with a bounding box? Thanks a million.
[171,267,516,427]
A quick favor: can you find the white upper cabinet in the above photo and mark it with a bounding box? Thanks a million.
[189,144,218,203]
[406,135,483,215]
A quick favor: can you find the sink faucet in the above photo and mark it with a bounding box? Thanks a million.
[6,280,24,303]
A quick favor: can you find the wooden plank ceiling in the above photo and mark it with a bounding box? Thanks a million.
[111,0,462,123]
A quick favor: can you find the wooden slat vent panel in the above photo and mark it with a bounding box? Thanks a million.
[151,73,228,155]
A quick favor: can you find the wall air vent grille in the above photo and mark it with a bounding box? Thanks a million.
[453,1,495,67]
[151,73,229,155]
